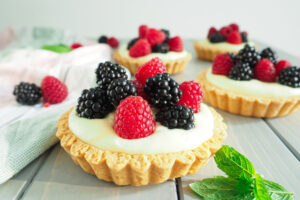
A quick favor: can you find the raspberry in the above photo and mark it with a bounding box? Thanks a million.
[13,82,41,105]
[254,59,276,82]
[207,27,218,39]
[229,23,239,31]
[113,96,156,139]
[146,28,165,46]
[275,60,292,76]
[227,31,242,44]
[70,43,82,49]
[107,37,119,48]
[139,25,148,38]
[177,81,203,113]
[168,36,183,52]
[131,80,148,100]
[129,39,151,58]
[41,76,68,104]
[212,54,234,75]
[220,26,233,38]
[135,57,166,85]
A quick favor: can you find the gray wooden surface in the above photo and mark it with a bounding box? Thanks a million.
[1,40,299,200]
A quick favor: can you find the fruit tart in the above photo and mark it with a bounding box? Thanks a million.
[113,25,192,74]
[56,58,226,186]
[194,23,255,61]
[197,45,300,118]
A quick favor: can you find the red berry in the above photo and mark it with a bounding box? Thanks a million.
[227,31,242,44]
[70,43,82,49]
[43,102,51,108]
[129,39,151,58]
[113,96,156,139]
[254,58,276,82]
[207,27,218,39]
[168,36,183,52]
[135,57,166,85]
[212,54,234,75]
[139,25,148,38]
[41,76,68,104]
[220,26,233,38]
[107,37,119,48]
[275,60,292,76]
[177,81,203,113]
[229,23,239,31]
[131,80,148,100]
[146,28,165,46]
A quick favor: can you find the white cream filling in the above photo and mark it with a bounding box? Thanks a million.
[206,68,300,98]
[68,103,214,154]
[196,39,255,51]
[118,44,188,61]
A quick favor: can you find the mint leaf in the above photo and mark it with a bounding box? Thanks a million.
[235,172,253,194]
[214,145,255,178]
[264,179,294,200]
[254,174,271,200]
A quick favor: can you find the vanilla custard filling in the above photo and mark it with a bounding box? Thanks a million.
[197,39,255,51]
[69,103,214,154]
[206,68,300,98]
[118,44,188,61]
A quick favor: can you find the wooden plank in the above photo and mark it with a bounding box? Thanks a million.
[22,145,178,200]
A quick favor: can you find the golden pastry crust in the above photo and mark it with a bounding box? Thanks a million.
[113,49,192,74]
[198,68,300,118]
[56,107,226,186]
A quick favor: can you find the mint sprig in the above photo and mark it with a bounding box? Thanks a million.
[190,145,294,200]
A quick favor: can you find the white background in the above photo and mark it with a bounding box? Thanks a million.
[0,0,300,57]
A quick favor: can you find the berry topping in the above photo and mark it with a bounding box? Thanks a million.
[107,79,137,107]
[227,31,242,44]
[236,44,261,68]
[95,61,128,90]
[207,27,218,39]
[131,80,148,100]
[98,35,108,43]
[152,43,169,53]
[146,28,166,46]
[241,32,248,42]
[139,25,148,39]
[275,60,292,76]
[228,62,254,80]
[177,81,203,113]
[113,96,156,139]
[220,26,233,39]
[254,58,276,82]
[41,76,68,104]
[144,73,182,108]
[76,87,114,119]
[212,53,234,75]
[129,39,151,58]
[70,43,82,49]
[161,29,170,43]
[156,105,194,130]
[43,102,51,108]
[260,47,278,64]
[127,38,139,50]
[107,37,119,48]
[135,57,166,86]
[168,36,183,52]
[229,23,239,31]
[209,33,226,43]
[278,66,300,88]
[13,82,41,105]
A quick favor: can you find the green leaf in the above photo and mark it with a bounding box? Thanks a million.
[254,174,271,200]
[214,145,255,178]
[264,179,294,200]
[235,172,253,194]
[42,44,72,53]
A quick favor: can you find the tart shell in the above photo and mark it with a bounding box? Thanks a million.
[197,68,300,118]
[56,107,226,186]
[113,49,192,74]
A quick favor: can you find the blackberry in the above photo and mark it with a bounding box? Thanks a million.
[95,61,128,90]
[228,53,236,64]
[127,38,138,50]
[161,29,170,43]
[152,43,169,53]
[98,35,108,43]
[209,33,226,43]
[241,32,248,42]
[156,105,195,130]
[13,82,42,105]
[278,66,300,88]
[228,62,253,80]
[144,73,182,108]
[107,79,137,107]
[76,87,114,119]
[235,44,261,68]
[260,47,278,64]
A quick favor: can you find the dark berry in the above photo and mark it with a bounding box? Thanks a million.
[161,29,170,43]
[13,82,42,105]
[98,35,108,43]
[228,53,236,64]
[209,33,226,43]
[278,66,300,88]
[261,47,278,64]
[95,61,128,90]
[127,38,139,50]
[107,79,137,107]
[241,32,248,42]
[228,62,253,80]
[152,43,169,53]
[76,87,114,119]
[156,105,194,130]
[144,73,182,108]
[235,44,261,68]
